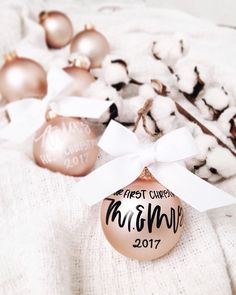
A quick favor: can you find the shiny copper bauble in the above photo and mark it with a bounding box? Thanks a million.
[63,66,95,96]
[101,173,183,260]
[33,116,99,176]
[0,52,47,102]
[39,11,73,49]
[70,25,110,68]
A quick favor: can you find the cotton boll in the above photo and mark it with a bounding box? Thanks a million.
[218,107,236,137]
[133,116,157,143]
[128,55,170,84]
[174,60,212,99]
[195,164,222,183]
[194,164,213,180]
[193,145,236,183]
[152,34,188,66]
[84,80,122,122]
[119,95,147,123]
[206,146,236,179]
[149,96,179,133]
[196,87,232,120]
[195,134,218,161]
[139,84,156,99]
[185,133,217,170]
[101,56,129,90]
[119,84,161,123]
[175,60,198,95]
[151,96,177,121]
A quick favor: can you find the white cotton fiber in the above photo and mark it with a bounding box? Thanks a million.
[84,80,123,122]
[150,96,179,133]
[152,33,188,66]
[101,56,129,86]
[119,95,147,123]
[196,87,232,120]
[139,84,156,99]
[194,134,218,161]
[207,146,236,178]
[218,107,236,136]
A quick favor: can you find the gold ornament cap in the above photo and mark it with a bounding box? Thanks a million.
[45,109,57,121]
[84,23,95,30]
[39,11,49,22]
[139,167,155,181]
[4,51,17,62]
[68,53,91,70]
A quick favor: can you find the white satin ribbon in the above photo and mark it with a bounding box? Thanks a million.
[0,67,112,143]
[75,120,236,211]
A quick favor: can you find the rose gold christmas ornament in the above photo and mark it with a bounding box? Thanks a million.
[33,116,99,176]
[101,169,183,260]
[0,52,47,102]
[39,11,73,49]
[70,24,110,68]
[63,55,95,96]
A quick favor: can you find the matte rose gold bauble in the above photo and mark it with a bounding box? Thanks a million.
[63,59,95,96]
[101,170,183,260]
[0,52,47,102]
[70,24,110,68]
[39,11,73,49]
[33,116,99,176]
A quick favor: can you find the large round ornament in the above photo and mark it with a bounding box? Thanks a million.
[70,24,110,68]
[63,56,95,96]
[39,11,73,49]
[33,116,99,176]
[0,52,47,102]
[101,170,183,260]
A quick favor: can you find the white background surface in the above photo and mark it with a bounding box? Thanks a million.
[85,0,236,26]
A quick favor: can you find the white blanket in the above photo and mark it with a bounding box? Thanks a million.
[0,1,235,294]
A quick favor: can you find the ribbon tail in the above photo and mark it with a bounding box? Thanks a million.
[74,155,144,206]
[149,163,236,212]
[51,97,113,119]
[44,67,74,103]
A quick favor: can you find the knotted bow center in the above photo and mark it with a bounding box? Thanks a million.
[137,145,157,167]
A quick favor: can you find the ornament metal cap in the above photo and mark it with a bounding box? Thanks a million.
[45,109,57,121]
[84,23,95,30]
[68,54,91,70]
[39,11,49,22]
[139,167,155,181]
[4,51,17,62]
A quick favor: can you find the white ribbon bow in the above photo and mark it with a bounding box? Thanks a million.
[75,120,235,211]
[0,67,112,143]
